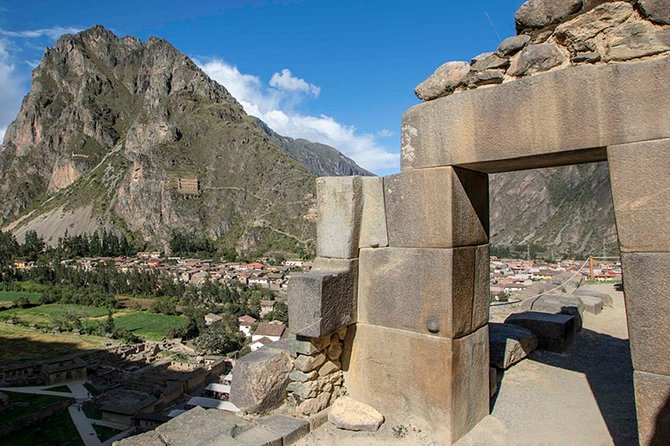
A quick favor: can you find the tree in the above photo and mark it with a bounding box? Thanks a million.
[263,301,288,325]
[21,231,46,261]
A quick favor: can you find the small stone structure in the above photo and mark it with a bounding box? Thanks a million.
[287,1,670,444]
[176,177,199,195]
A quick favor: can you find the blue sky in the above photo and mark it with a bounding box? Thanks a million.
[0,0,524,175]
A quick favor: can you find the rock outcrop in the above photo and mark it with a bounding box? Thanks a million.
[0,25,369,254]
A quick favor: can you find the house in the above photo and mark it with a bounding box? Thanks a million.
[98,389,158,426]
[259,300,276,317]
[132,412,170,432]
[42,357,87,385]
[203,382,231,400]
[251,321,285,343]
[204,313,223,326]
[285,259,304,268]
[238,315,257,338]
[250,337,274,352]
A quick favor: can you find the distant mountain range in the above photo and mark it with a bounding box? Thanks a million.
[0,25,617,258]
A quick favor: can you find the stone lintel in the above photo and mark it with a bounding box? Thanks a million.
[288,260,358,338]
[401,55,670,172]
[621,252,670,376]
[634,370,670,446]
[384,166,489,248]
[343,323,489,444]
[608,138,670,253]
[357,245,489,338]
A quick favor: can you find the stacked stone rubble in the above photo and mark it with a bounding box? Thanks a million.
[286,327,347,416]
[415,0,670,101]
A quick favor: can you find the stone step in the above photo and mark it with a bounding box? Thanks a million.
[504,311,578,353]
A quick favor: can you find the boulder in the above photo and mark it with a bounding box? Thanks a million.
[509,43,566,77]
[415,61,470,101]
[505,311,578,353]
[230,344,293,414]
[639,0,670,25]
[490,367,499,398]
[573,288,613,306]
[467,69,506,87]
[603,22,670,61]
[297,391,331,416]
[471,52,509,71]
[328,396,385,432]
[489,322,538,369]
[497,35,531,56]
[554,2,635,54]
[515,0,583,31]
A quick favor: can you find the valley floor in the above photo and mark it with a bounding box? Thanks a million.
[296,283,637,446]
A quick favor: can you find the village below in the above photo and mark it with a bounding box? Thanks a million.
[0,227,623,445]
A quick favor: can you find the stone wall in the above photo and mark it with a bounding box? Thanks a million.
[415,0,670,102]
[286,327,347,417]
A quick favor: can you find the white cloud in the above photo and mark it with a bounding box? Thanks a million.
[0,127,6,143]
[0,26,82,40]
[0,39,24,134]
[270,69,320,97]
[198,58,398,173]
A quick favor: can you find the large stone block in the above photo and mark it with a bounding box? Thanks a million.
[621,253,670,376]
[230,344,293,414]
[634,371,670,446]
[316,176,362,259]
[288,260,358,338]
[343,323,489,444]
[401,56,670,172]
[384,167,489,248]
[608,139,670,252]
[505,311,577,353]
[522,294,584,329]
[489,322,538,369]
[358,246,489,338]
[359,176,388,248]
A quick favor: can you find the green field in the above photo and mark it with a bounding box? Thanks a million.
[0,290,42,305]
[0,323,116,364]
[0,304,109,326]
[113,311,187,341]
[0,405,83,446]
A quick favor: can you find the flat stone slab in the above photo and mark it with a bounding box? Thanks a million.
[573,288,614,307]
[489,322,538,369]
[256,415,310,445]
[328,396,385,432]
[505,311,577,353]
